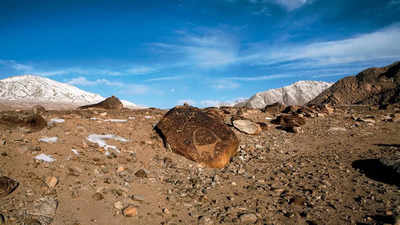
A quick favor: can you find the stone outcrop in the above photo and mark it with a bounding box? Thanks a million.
[0,111,47,132]
[309,61,400,106]
[156,105,239,168]
[79,96,123,110]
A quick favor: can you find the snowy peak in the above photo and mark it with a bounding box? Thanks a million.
[0,75,141,109]
[240,81,333,109]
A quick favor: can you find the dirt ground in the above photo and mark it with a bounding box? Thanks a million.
[0,105,399,225]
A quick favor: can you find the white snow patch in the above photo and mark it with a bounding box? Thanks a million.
[35,153,56,162]
[265,117,273,120]
[39,137,58,143]
[104,119,128,123]
[86,134,128,154]
[48,118,65,126]
[90,117,100,120]
[144,115,152,119]
[71,149,79,155]
[128,116,136,120]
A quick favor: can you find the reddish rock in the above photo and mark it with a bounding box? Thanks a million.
[156,105,239,168]
[271,114,306,128]
[79,96,123,110]
[0,111,47,132]
[262,102,286,114]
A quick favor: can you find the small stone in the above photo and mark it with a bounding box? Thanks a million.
[114,201,124,210]
[198,216,214,225]
[0,140,5,145]
[162,208,169,214]
[122,206,138,217]
[68,167,82,176]
[92,192,104,201]
[239,213,257,224]
[22,218,41,225]
[117,166,125,173]
[134,169,147,178]
[0,176,19,198]
[45,176,58,189]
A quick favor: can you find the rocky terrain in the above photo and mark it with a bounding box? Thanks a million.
[0,102,399,225]
[236,81,333,109]
[309,61,400,106]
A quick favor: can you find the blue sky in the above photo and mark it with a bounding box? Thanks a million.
[1,0,399,108]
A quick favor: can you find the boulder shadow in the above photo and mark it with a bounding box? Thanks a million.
[352,159,400,187]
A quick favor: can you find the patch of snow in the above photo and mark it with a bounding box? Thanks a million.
[90,117,100,120]
[39,137,58,143]
[265,117,273,120]
[35,153,56,162]
[104,119,128,123]
[128,116,136,120]
[48,118,65,126]
[86,134,128,154]
[144,115,152,119]
[71,149,79,155]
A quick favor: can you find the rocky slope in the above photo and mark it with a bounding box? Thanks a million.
[0,75,141,109]
[309,61,400,106]
[237,81,333,109]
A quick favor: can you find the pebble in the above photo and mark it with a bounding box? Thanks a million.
[135,169,147,178]
[45,176,58,189]
[239,213,257,224]
[162,208,169,214]
[68,167,82,176]
[123,206,138,217]
[114,201,124,210]
[198,216,214,225]
[92,192,104,201]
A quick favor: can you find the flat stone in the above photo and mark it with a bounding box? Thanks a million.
[122,206,138,217]
[239,213,257,224]
[45,176,58,189]
[232,119,262,135]
[134,169,147,178]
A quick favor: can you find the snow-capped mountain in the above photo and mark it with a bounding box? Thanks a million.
[237,81,333,109]
[0,75,142,109]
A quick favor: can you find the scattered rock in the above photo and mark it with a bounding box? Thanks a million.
[272,114,306,127]
[28,196,58,218]
[198,216,214,225]
[32,105,46,115]
[263,102,286,114]
[122,206,138,217]
[156,105,239,168]
[68,167,82,176]
[0,176,19,198]
[232,119,262,135]
[114,201,124,210]
[0,111,47,132]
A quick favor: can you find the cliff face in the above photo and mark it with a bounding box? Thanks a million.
[309,61,400,106]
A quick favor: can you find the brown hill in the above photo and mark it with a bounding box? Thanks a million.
[78,96,123,110]
[309,61,400,106]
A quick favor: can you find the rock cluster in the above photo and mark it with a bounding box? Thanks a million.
[79,96,123,110]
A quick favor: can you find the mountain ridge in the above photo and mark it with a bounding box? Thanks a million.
[0,75,142,109]
[236,80,333,109]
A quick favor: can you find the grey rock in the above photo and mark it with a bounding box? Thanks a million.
[239,213,257,224]
[232,120,262,135]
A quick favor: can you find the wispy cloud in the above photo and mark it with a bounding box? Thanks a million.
[247,23,400,68]
[226,74,295,81]
[226,0,309,11]
[152,29,239,69]
[145,75,184,82]
[200,97,247,107]
[125,66,157,75]
[211,79,240,89]
[67,77,123,87]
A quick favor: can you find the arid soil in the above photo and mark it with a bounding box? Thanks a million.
[0,105,399,225]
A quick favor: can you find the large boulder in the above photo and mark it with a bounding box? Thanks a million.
[263,102,286,114]
[79,96,123,110]
[0,111,47,132]
[156,105,239,168]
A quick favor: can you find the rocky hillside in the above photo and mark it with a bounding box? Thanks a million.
[236,81,333,109]
[0,75,141,109]
[309,61,400,106]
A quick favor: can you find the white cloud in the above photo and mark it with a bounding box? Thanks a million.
[145,76,184,82]
[248,23,400,68]
[212,80,240,89]
[126,66,157,75]
[178,99,196,105]
[0,60,34,72]
[152,29,239,68]
[226,74,295,81]
[274,0,307,10]
[67,77,124,87]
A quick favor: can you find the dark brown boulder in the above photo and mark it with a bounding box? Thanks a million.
[79,96,123,110]
[0,176,19,198]
[271,114,306,128]
[156,105,239,168]
[0,111,47,132]
[263,102,286,114]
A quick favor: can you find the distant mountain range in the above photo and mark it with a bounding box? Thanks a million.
[309,61,400,106]
[235,81,333,109]
[0,75,142,109]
